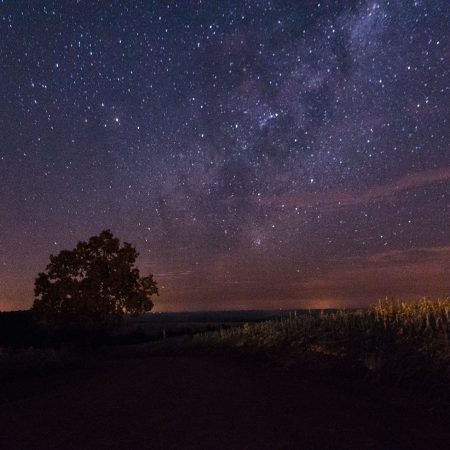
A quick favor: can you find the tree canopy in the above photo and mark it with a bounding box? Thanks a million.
[32,230,158,332]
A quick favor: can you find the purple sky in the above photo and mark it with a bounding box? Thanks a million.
[1,1,449,311]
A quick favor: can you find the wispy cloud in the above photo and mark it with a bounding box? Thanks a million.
[299,245,450,302]
[254,167,450,210]
[156,270,195,279]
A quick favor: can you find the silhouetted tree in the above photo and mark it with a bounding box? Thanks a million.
[32,230,158,333]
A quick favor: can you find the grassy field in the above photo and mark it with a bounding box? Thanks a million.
[1,299,449,448]
[195,298,450,389]
[2,298,449,392]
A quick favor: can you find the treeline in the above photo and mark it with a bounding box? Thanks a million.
[0,310,152,349]
[0,311,48,348]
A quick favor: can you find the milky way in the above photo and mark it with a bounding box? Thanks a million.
[1,1,449,311]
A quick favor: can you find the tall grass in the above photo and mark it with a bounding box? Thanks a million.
[196,298,450,387]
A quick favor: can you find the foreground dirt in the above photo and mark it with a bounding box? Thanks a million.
[0,355,449,449]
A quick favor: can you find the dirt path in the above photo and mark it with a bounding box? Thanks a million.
[0,355,448,449]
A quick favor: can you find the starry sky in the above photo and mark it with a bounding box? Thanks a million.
[1,0,449,312]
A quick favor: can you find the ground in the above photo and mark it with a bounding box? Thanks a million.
[0,355,449,449]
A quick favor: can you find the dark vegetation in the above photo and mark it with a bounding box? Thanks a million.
[0,310,276,349]
[94,299,450,398]
[194,298,450,395]
[1,300,449,395]
[0,310,45,348]
[1,300,449,449]
[0,308,279,382]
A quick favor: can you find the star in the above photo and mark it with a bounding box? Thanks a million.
[0,0,448,312]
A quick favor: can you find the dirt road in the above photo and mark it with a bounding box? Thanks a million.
[0,356,448,449]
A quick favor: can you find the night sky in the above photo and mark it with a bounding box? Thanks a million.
[1,1,449,312]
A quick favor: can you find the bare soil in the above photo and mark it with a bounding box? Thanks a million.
[0,355,449,449]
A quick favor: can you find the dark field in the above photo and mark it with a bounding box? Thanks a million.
[1,301,449,449]
[0,309,290,348]
[1,355,449,450]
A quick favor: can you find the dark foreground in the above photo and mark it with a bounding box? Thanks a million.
[0,355,449,450]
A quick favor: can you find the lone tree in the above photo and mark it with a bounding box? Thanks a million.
[32,230,158,333]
